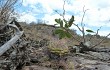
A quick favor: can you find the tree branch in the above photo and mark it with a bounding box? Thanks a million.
[0,24,23,56]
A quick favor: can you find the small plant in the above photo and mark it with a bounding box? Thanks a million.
[54,0,110,53]
[48,40,69,57]
[54,16,74,39]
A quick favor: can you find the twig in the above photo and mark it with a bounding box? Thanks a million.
[54,0,66,20]
[81,6,89,42]
[96,26,102,36]
[62,0,66,19]
[91,33,110,48]
[54,10,62,16]
[74,24,82,33]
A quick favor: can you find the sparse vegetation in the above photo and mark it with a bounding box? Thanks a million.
[54,0,110,53]
[1,0,110,70]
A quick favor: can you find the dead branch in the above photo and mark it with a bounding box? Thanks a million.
[96,26,102,36]
[91,33,110,48]
[0,24,23,56]
[80,6,89,43]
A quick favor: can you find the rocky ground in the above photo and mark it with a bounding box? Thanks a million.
[0,23,110,70]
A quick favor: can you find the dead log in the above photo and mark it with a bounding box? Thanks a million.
[0,24,23,56]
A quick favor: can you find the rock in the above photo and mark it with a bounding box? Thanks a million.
[88,51,110,60]
[22,65,53,70]
[72,46,80,53]
[73,57,110,70]
[95,47,110,52]
[84,41,91,47]
[88,52,103,59]
[94,65,110,70]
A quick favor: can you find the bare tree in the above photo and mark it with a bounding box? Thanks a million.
[0,0,18,24]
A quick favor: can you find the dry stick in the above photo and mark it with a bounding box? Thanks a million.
[0,24,23,56]
[62,0,66,19]
[54,0,66,19]
[73,6,89,43]
[91,33,110,48]
[73,24,83,42]
[74,24,82,33]
[95,26,102,37]
[80,6,89,43]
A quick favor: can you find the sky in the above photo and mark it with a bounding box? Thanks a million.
[15,0,110,36]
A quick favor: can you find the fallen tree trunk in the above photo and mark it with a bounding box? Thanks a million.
[0,24,23,56]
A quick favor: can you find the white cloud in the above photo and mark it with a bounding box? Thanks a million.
[22,0,64,9]
[42,14,60,25]
[43,14,71,25]
[18,12,37,23]
[22,0,38,6]
[22,0,63,14]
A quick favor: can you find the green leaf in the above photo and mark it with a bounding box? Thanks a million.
[54,29,63,34]
[64,19,69,28]
[68,15,75,27]
[55,29,66,39]
[86,29,94,33]
[65,32,72,38]
[59,32,66,39]
[55,19,60,23]
[60,20,63,27]
[55,18,63,27]
[63,19,68,24]
[55,19,60,24]
[65,23,69,28]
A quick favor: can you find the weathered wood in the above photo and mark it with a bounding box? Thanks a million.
[0,24,23,56]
